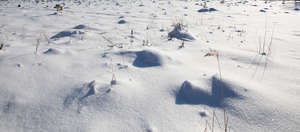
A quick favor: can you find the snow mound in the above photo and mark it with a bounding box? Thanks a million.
[118,50,164,68]
[133,50,163,68]
[63,80,110,112]
[175,76,243,107]
[43,48,63,55]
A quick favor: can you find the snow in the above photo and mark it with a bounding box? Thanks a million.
[0,0,300,132]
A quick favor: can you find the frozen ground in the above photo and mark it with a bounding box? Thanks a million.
[0,0,300,132]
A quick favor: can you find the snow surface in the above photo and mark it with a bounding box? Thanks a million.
[0,0,300,132]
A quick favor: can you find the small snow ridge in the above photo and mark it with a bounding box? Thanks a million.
[50,24,98,40]
[198,8,218,13]
[43,48,63,55]
[72,24,97,30]
[259,9,266,12]
[73,24,87,29]
[50,30,84,40]
[63,80,110,111]
[175,77,243,107]
[168,24,194,41]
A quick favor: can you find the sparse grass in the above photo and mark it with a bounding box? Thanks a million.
[220,0,225,4]
[179,40,185,48]
[5,34,9,41]
[203,2,207,8]
[102,36,114,46]
[143,26,152,47]
[111,73,117,86]
[252,21,276,77]
[54,4,63,13]
[43,33,51,44]
[168,17,195,41]
[204,49,222,108]
[204,49,232,132]
[110,59,117,87]
[35,38,40,55]
[203,109,231,132]
[257,17,275,56]
[130,29,134,46]
[35,0,39,4]
[204,49,222,79]
[0,36,4,51]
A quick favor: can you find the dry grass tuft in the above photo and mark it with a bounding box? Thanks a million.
[203,49,232,132]
[0,43,3,50]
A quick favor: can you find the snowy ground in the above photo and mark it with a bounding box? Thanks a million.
[0,0,300,132]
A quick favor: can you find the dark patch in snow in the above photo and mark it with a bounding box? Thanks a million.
[43,48,61,55]
[175,76,243,107]
[16,63,22,68]
[80,80,97,100]
[199,111,207,117]
[119,50,163,68]
[198,8,217,13]
[48,12,57,16]
[117,63,128,69]
[3,101,15,113]
[260,9,266,13]
[118,20,126,24]
[168,24,194,41]
[50,30,83,39]
[133,50,162,68]
[73,24,87,29]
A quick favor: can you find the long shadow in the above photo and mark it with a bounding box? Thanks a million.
[175,76,243,107]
